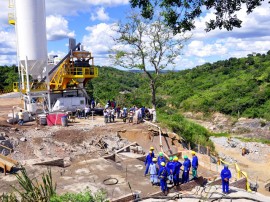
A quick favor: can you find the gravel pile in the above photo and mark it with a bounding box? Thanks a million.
[210,136,270,162]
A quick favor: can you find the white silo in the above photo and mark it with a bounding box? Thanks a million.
[15,0,47,79]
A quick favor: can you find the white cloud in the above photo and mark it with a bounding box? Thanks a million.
[0,55,17,66]
[91,7,110,21]
[46,15,75,41]
[82,23,117,58]
[0,30,16,55]
[182,2,270,68]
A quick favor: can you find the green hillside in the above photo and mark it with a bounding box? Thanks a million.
[159,51,270,119]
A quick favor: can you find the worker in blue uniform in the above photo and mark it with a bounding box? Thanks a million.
[158,162,168,195]
[149,157,158,185]
[221,164,232,194]
[166,157,174,184]
[157,152,166,169]
[150,146,155,158]
[144,150,153,176]
[182,155,191,183]
[191,151,198,179]
[172,156,182,186]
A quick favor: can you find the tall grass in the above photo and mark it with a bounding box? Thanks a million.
[158,107,215,150]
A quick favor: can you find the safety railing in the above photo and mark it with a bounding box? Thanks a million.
[13,82,48,93]
[8,13,15,25]
[65,67,98,77]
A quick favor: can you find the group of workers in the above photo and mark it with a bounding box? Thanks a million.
[103,104,157,124]
[144,147,232,195]
[144,147,198,195]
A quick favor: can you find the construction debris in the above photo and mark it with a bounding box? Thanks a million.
[210,137,270,162]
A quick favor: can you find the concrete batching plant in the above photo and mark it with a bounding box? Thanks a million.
[8,0,98,113]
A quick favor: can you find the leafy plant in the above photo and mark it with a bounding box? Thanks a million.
[50,190,108,202]
[12,167,56,202]
[0,193,18,202]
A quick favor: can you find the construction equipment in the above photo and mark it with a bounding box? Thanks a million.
[8,0,98,113]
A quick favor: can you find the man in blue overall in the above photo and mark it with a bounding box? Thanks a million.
[221,164,232,194]
[191,151,198,179]
[172,156,182,186]
[144,150,153,176]
[158,162,168,195]
[166,157,174,184]
[157,152,166,169]
[182,155,191,183]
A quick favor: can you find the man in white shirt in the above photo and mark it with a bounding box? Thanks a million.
[18,110,24,125]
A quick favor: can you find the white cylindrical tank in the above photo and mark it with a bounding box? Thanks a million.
[15,0,47,78]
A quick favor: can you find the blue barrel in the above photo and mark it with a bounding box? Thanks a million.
[61,116,68,127]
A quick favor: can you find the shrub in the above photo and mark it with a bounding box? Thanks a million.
[50,190,108,202]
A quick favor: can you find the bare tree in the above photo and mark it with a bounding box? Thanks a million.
[111,12,189,110]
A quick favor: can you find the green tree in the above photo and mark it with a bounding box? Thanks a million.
[111,12,188,109]
[130,0,267,33]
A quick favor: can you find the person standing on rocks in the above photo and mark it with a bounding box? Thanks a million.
[166,156,174,184]
[172,156,182,186]
[157,152,166,169]
[191,151,198,179]
[158,162,168,196]
[182,155,191,183]
[144,150,153,176]
[221,164,232,194]
[103,109,108,123]
[149,157,158,185]
[150,146,155,157]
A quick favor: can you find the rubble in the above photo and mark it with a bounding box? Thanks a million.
[210,137,270,162]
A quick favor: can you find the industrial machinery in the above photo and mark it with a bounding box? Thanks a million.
[8,0,98,113]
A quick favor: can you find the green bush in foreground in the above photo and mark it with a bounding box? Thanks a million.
[50,190,108,202]
[0,168,108,202]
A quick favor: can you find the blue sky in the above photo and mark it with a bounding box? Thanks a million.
[0,0,270,70]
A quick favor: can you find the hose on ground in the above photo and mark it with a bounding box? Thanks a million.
[103,177,118,185]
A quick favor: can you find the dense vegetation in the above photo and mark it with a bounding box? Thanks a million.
[85,51,270,120]
[0,65,18,91]
[159,51,270,119]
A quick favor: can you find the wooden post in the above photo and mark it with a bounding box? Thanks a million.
[207,146,209,156]
[188,142,191,150]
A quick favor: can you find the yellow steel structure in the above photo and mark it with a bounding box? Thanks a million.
[13,50,98,92]
[49,50,98,90]
[13,82,48,94]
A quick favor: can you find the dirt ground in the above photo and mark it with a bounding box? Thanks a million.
[214,143,270,196]
[0,95,269,200]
